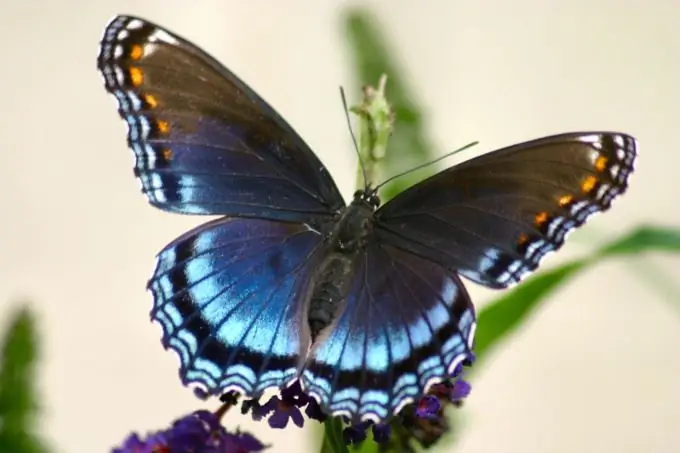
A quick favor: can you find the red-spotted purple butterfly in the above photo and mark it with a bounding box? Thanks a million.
[97,15,636,423]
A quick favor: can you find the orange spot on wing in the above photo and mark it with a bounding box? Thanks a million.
[534,211,549,227]
[518,233,529,246]
[129,44,144,60]
[595,156,608,172]
[144,94,158,108]
[162,148,173,161]
[581,175,598,193]
[129,67,143,86]
[558,195,573,207]
[156,120,170,134]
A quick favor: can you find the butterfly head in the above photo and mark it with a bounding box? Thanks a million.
[352,189,381,210]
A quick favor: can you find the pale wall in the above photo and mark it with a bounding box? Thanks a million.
[0,1,678,452]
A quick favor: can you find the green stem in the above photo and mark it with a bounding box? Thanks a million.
[351,74,394,190]
[318,75,395,453]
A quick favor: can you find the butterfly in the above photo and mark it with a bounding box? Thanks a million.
[97,15,637,424]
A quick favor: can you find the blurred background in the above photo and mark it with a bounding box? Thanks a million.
[0,1,679,452]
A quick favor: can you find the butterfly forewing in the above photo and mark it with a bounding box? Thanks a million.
[97,15,345,221]
[376,132,637,288]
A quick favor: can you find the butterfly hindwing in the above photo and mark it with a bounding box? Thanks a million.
[301,240,475,423]
[376,132,637,288]
[97,15,344,220]
[149,217,322,396]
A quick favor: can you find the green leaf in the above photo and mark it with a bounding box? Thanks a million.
[599,225,680,315]
[474,260,588,361]
[569,225,680,314]
[475,225,680,365]
[0,306,49,453]
[343,9,437,202]
[598,225,680,256]
[350,74,395,191]
[321,418,350,453]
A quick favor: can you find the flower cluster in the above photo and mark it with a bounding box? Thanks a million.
[239,381,327,429]
[237,357,473,448]
[337,372,471,449]
[112,403,267,453]
[114,359,473,451]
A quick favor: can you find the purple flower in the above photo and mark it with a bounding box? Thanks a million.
[233,366,473,449]
[415,395,441,419]
[223,432,267,453]
[395,376,472,449]
[258,395,305,429]
[280,380,309,407]
[342,421,371,445]
[242,380,320,429]
[304,398,327,422]
[113,433,152,453]
[244,398,273,421]
[112,406,267,453]
[372,424,391,444]
[450,379,472,402]
[246,381,310,429]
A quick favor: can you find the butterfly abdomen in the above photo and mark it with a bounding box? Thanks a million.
[308,255,354,340]
[307,195,378,339]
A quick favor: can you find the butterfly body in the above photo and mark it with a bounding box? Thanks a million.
[97,15,637,423]
[307,190,378,339]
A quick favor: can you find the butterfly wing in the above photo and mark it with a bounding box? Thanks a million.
[301,240,475,423]
[150,217,322,395]
[376,132,637,288]
[97,15,344,221]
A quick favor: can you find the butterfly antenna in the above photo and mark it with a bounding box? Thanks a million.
[373,141,480,192]
[340,86,369,191]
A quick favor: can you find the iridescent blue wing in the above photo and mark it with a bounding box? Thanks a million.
[97,16,344,221]
[150,217,322,395]
[376,132,637,288]
[301,241,475,423]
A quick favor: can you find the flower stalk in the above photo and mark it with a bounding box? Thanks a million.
[350,74,395,190]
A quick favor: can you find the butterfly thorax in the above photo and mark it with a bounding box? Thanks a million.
[329,189,380,253]
[307,190,380,339]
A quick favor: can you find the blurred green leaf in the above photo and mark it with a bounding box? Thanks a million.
[350,74,394,190]
[600,226,680,315]
[475,260,588,361]
[627,259,680,316]
[570,226,680,314]
[0,306,48,453]
[598,225,680,256]
[344,9,437,202]
[475,225,680,365]
[321,418,350,453]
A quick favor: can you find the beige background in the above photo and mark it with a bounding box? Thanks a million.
[1,1,679,452]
